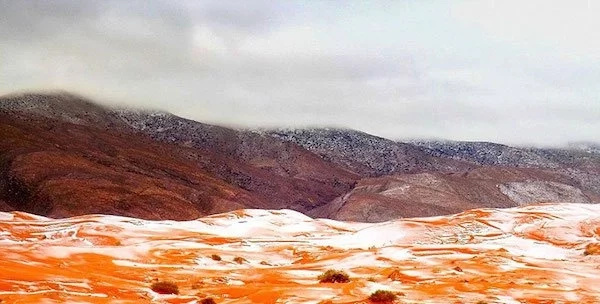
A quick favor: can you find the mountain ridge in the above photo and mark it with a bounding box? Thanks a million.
[1,91,599,222]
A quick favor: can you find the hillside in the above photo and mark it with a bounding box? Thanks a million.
[0,92,358,219]
[310,167,597,222]
[0,113,261,219]
[267,128,474,176]
[1,203,599,303]
[267,129,600,221]
[1,92,599,222]
[412,140,600,195]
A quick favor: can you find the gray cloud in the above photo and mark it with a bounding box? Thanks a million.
[1,0,599,146]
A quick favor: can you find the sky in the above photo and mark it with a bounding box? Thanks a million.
[0,0,599,146]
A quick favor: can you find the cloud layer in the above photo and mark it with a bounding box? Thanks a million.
[1,0,599,146]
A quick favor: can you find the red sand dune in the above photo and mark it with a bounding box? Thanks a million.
[1,203,600,303]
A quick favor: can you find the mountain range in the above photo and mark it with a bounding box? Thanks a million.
[1,92,598,222]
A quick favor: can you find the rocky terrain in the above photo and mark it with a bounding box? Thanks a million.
[113,111,360,209]
[412,140,600,197]
[268,129,600,221]
[267,128,474,176]
[310,167,597,222]
[412,139,600,170]
[1,92,599,222]
[1,203,600,303]
[0,92,357,219]
[0,111,262,219]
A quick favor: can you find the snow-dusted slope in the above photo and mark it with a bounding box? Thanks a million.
[412,140,600,196]
[1,204,600,303]
[411,140,560,168]
[266,128,472,176]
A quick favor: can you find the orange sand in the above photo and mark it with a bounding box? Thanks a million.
[1,203,599,303]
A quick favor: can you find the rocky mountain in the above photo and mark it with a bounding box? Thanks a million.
[110,111,360,213]
[310,167,597,222]
[411,140,560,168]
[0,108,266,219]
[265,129,600,221]
[412,140,600,169]
[0,92,357,219]
[1,91,599,222]
[568,142,600,155]
[266,128,474,176]
[412,140,600,195]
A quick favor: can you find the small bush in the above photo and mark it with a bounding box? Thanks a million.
[210,254,222,261]
[150,281,179,294]
[318,269,350,283]
[233,256,246,264]
[200,298,217,304]
[584,243,600,255]
[368,290,396,303]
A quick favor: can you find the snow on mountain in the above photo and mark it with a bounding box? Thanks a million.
[568,142,600,155]
[411,140,600,196]
[265,128,472,176]
[410,140,561,168]
[2,92,599,223]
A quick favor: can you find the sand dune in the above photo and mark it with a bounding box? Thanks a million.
[1,203,599,303]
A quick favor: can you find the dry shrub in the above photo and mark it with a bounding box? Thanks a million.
[584,243,600,255]
[318,269,350,283]
[368,290,396,303]
[200,298,217,304]
[233,256,246,264]
[210,254,222,261]
[150,281,179,294]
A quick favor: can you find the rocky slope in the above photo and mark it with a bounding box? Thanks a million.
[412,140,600,169]
[412,140,600,195]
[267,128,474,176]
[1,91,599,222]
[310,167,597,222]
[266,129,600,222]
[113,111,359,204]
[411,140,560,168]
[0,113,262,219]
[0,92,357,219]
[1,203,600,303]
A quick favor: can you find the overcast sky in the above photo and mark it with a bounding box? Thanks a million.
[1,0,599,146]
